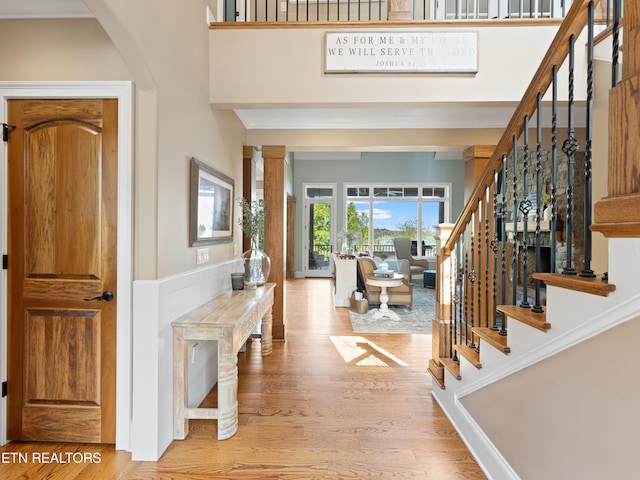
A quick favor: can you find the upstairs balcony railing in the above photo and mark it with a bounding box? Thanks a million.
[438,0,621,369]
[223,0,580,22]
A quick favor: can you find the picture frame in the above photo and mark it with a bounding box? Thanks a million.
[189,157,234,246]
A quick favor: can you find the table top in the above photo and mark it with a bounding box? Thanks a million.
[172,283,275,328]
[365,273,404,287]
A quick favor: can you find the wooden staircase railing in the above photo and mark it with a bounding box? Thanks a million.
[429,0,623,388]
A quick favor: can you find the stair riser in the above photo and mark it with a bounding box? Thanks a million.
[545,286,611,333]
[476,343,509,371]
[608,238,640,297]
[504,320,549,353]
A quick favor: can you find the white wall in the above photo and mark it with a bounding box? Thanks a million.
[210,25,588,108]
[83,0,250,460]
[0,3,249,460]
[462,316,640,479]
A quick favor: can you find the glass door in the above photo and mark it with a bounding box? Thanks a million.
[303,184,336,278]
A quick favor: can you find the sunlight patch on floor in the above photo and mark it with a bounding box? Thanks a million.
[329,335,409,367]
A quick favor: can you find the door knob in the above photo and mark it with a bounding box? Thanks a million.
[84,291,114,302]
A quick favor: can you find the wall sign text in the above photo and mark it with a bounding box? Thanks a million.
[325,30,478,74]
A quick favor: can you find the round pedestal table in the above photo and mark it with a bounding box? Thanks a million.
[365,273,404,320]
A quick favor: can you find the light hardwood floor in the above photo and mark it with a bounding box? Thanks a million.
[0,278,486,479]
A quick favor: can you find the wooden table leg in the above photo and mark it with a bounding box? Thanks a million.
[173,328,189,439]
[217,339,238,440]
[261,306,273,356]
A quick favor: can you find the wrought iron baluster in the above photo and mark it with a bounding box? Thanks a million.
[563,34,578,275]
[512,136,519,306]
[469,217,477,350]
[551,64,558,273]
[491,174,500,331]
[477,201,483,332]
[463,228,469,347]
[519,117,532,308]
[485,185,491,328]
[455,237,462,361]
[612,0,621,86]
[581,0,596,278]
[500,155,508,336]
[449,250,455,360]
[533,93,545,313]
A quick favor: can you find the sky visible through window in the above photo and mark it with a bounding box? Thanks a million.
[357,201,441,230]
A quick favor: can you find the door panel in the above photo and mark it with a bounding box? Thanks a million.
[7,99,118,443]
[304,200,334,278]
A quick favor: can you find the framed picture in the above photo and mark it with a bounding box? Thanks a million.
[189,157,234,246]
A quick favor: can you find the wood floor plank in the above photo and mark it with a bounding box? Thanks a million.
[0,278,486,479]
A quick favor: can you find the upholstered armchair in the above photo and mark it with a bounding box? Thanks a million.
[392,238,429,283]
[356,257,413,309]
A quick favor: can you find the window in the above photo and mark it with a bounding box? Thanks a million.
[344,183,450,258]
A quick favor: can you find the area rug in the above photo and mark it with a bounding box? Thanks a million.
[348,282,435,335]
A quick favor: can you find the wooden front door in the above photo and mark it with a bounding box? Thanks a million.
[6,99,118,443]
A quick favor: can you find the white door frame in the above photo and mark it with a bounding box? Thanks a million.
[0,81,133,451]
[303,183,336,278]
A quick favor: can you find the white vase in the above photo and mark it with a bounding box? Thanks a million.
[543,206,552,221]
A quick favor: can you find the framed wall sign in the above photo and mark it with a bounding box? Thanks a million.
[189,157,234,246]
[325,30,478,74]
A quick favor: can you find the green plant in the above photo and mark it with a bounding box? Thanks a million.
[237,197,264,244]
[541,192,551,209]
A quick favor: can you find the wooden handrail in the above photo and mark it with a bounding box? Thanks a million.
[443,0,593,254]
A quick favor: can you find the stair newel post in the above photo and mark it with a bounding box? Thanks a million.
[581,0,596,278]
[562,34,577,275]
[512,135,520,306]
[519,115,532,308]
[469,214,477,351]
[533,93,545,313]
[551,64,558,273]
[500,154,508,336]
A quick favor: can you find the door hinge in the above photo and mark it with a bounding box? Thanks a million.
[1,381,6,398]
[2,123,16,142]
[2,254,7,270]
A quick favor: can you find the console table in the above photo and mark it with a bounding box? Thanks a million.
[172,283,275,441]
[333,253,357,307]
